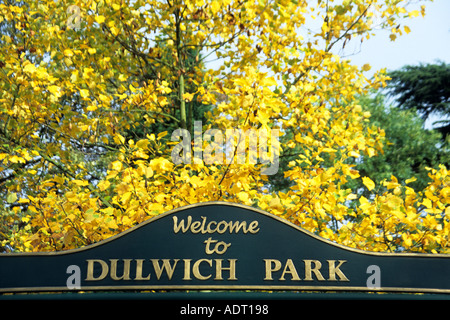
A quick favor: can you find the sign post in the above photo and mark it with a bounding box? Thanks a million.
[1,202,450,295]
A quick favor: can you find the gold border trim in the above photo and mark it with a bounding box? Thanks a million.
[2,285,450,294]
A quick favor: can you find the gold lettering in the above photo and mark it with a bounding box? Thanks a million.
[110,259,131,280]
[248,221,260,234]
[183,259,192,280]
[216,221,228,234]
[173,216,191,233]
[215,259,237,280]
[304,259,325,281]
[134,259,151,280]
[200,216,208,234]
[173,215,259,234]
[204,237,217,254]
[327,260,349,281]
[206,221,217,233]
[190,221,202,233]
[264,259,282,280]
[86,259,109,281]
[228,221,248,233]
[280,259,301,281]
[151,259,179,280]
[193,259,212,280]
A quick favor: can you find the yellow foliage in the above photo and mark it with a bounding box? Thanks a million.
[0,0,447,255]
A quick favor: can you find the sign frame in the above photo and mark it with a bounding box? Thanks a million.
[1,201,450,295]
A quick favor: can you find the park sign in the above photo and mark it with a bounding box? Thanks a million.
[1,202,450,294]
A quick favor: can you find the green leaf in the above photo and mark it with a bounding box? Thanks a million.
[6,192,17,204]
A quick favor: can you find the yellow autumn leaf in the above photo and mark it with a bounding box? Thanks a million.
[9,155,25,164]
[23,62,36,74]
[269,196,283,210]
[95,15,106,24]
[136,139,150,149]
[48,85,62,98]
[111,26,119,36]
[362,177,375,191]
[210,0,220,14]
[64,49,74,57]
[106,218,118,229]
[72,179,89,186]
[182,92,194,102]
[348,151,360,158]
[425,208,442,214]
[65,192,79,203]
[134,149,149,159]
[79,89,89,98]
[6,192,17,204]
[261,77,278,87]
[145,166,153,179]
[111,160,123,171]
[97,180,110,191]
[402,233,413,247]
[157,131,168,140]
[346,193,358,200]
[366,148,376,158]
[237,192,249,203]
[18,198,30,204]
[422,198,432,209]
[154,193,166,203]
[113,133,126,145]
[405,177,417,184]
[119,215,132,227]
[408,10,419,18]
[101,207,115,216]
[28,205,38,214]
[361,64,371,72]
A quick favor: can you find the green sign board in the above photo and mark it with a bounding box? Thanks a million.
[1,202,450,294]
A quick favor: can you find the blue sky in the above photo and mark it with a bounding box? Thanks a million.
[350,0,450,73]
[347,0,450,128]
